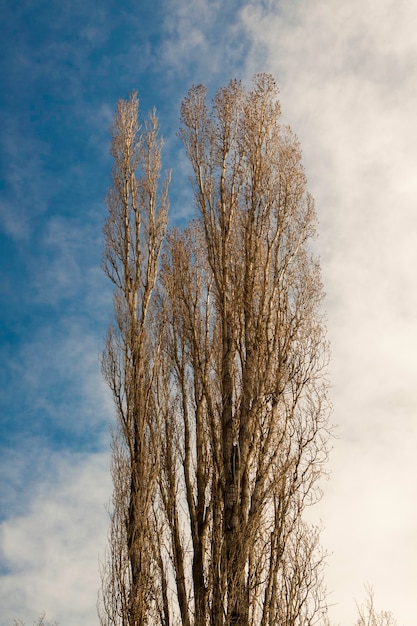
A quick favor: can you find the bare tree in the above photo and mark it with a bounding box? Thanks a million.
[355,586,397,626]
[98,92,169,626]
[13,613,58,626]
[100,75,332,626]
[157,74,331,626]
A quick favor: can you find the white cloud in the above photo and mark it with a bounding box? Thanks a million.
[0,450,111,626]
[240,1,417,623]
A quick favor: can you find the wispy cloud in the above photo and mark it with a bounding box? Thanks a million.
[0,118,53,241]
[158,0,251,87]
[1,315,112,449]
[0,449,111,626]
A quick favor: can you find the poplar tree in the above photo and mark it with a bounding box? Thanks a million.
[99,74,332,626]
[99,92,169,626]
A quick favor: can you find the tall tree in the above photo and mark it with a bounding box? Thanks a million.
[100,74,332,626]
[99,92,169,626]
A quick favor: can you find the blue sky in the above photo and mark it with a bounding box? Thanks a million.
[1,0,417,624]
[0,0,232,450]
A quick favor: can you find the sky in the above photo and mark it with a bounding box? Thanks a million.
[1,0,416,624]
